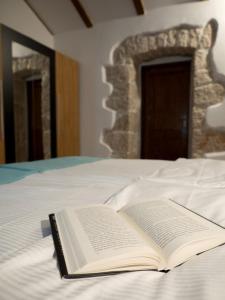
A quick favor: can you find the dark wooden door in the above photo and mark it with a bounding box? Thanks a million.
[27,79,44,161]
[141,61,191,160]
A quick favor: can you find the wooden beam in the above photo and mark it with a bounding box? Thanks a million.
[70,0,93,28]
[133,0,145,15]
[24,0,53,35]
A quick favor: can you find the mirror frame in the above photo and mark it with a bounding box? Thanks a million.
[1,24,56,163]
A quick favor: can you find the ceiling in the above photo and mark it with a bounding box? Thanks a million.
[25,0,203,35]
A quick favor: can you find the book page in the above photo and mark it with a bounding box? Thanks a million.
[120,199,225,267]
[56,205,160,274]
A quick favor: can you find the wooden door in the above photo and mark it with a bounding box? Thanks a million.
[141,61,191,160]
[55,52,80,156]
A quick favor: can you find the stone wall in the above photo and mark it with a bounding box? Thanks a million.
[13,53,51,161]
[103,19,225,158]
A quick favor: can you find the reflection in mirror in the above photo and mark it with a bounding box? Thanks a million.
[12,42,51,162]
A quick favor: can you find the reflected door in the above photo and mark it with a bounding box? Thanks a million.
[27,79,43,161]
[12,42,52,162]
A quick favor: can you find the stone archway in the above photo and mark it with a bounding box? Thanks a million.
[103,20,225,158]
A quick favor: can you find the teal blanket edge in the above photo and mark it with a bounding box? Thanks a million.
[0,156,104,185]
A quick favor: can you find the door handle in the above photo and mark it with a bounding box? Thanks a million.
[180,115,188,137]
[181,115,187,129]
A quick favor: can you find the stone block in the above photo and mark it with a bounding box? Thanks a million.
[157,33,168,48]
[105,95,129,112]
[177,30,189,47]
[113,46,127,65]
[194,50,208,70]
[194,83,225,106]
[167,30,177,47]
[123,36,140,57]
[135,35,149,53]
[103,129,139,157]
[200,23,213,49]
[188,29,201,48]
[147,35,157,50]
[103,129,128,154]
[194,69,212,87]
[105,65,130,84]
[113,112,139,132]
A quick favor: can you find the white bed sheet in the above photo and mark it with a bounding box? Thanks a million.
[0,158,225,300]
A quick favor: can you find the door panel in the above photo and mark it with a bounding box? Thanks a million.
[141,61,191,160]
[56,52,80,156]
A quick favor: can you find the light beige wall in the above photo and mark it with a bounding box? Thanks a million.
[0,0,53,48]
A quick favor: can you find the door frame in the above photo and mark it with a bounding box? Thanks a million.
[139,56,193,159]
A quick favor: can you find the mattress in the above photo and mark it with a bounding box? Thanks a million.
[0,157,225,300]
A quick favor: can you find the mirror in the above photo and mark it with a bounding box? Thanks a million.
[1,25,56,163]
[12,42,51,161]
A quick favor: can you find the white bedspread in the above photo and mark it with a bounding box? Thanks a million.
[0,158,225,300]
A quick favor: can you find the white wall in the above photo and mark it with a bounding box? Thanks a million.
[0,0,53,48]
[55,0,225,157]
[12,42,37,58]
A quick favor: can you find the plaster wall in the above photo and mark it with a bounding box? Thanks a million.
[54,0,225,156]
[0,0,53,48]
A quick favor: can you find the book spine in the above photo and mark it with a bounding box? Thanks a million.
[49,214,68,278]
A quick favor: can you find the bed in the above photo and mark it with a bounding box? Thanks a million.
[0,157,225,300]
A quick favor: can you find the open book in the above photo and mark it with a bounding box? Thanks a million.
[49,199,225,278]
